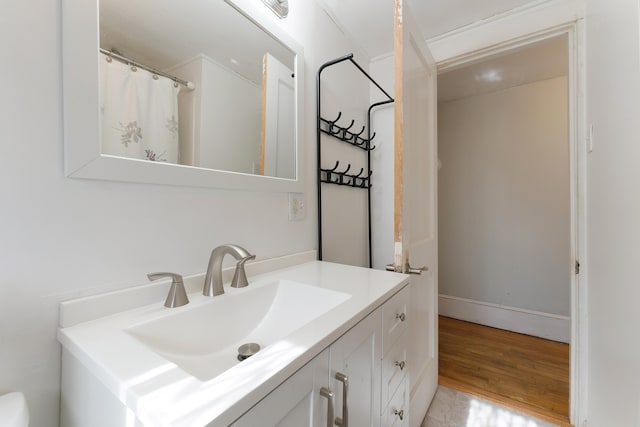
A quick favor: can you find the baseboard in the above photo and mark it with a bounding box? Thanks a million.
[439,294,570,343]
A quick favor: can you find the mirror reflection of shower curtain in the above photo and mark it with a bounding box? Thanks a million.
[99,53,180,163]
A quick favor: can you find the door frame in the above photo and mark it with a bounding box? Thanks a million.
[428,10,587,427]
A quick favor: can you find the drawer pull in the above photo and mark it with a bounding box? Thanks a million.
[320,387,334,427]
[393,409,405,421]
[394,360,406,371]
[395,312,406,322]
[335,372,349,427]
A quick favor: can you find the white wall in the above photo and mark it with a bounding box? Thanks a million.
[0,1,369,426]
[438,77,571,317]
[172,55,262,173]
[317,53,373,267]
[173,58,200,166]
[585,0,640,425]
[369,54,395,271]
[198,56,262,174]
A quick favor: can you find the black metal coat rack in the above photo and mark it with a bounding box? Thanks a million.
[317,53,394,267]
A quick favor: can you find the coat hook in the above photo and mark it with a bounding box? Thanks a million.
[343,120,355,131]
[350,126,365,143]
[329,112,342,134]
[340,119,355,138]
[365,132,377,150]
[351,168,364,186]
[323,112,343,135]
[336,163,351,185]
[323,161,341,182]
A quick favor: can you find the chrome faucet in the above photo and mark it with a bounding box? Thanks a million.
[203,244,256,296]
[147,272,190,308]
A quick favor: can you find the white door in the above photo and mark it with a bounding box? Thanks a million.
[393,1,438,426]
[328,309,382,427]
[261,53,296,179]
[233,349,329,427]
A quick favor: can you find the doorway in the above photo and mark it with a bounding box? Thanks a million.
[435,30,579,424]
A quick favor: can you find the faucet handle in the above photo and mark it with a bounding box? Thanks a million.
[230,254,256,288]
[147,272,190,308]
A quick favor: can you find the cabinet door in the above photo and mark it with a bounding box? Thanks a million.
[233,349,329,427]
[328,311,382,427]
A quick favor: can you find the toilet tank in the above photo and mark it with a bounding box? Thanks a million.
[0,392,29,427]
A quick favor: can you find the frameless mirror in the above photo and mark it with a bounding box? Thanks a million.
[63,0,304,191]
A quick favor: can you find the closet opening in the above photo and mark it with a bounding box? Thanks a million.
[436,30,578,426]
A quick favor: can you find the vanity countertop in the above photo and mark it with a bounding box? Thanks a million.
[58,261,409,426]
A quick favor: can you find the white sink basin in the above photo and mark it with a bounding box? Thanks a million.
[125,280,351,381]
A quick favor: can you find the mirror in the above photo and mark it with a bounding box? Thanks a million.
[63,0,304,191]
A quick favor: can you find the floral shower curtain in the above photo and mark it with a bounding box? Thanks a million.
[99,52,180,163]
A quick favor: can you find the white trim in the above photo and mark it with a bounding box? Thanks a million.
[567,21,587,425]
[427,0,583,66]
[439,295,571,343]
[573,17,589,425]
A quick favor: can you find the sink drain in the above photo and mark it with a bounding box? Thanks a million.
[237,343,261,361]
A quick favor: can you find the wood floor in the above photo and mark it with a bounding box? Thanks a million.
[438,316,572,426]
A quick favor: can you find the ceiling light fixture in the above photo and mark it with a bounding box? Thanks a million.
[476,69,503,83]
[262,0,288,18]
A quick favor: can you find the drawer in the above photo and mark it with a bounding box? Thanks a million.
[383,377,409,427]
[381,328,408,410]
[382,284,410,355]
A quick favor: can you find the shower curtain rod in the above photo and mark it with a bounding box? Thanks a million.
[99,48,195,90]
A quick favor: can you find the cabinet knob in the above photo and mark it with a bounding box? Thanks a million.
[395,312,406,322]
[393,409,404,421]
[394,360,406,371]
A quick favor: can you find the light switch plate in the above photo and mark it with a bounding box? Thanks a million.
[288,192,305,221]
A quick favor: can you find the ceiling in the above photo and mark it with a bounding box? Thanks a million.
[100,0,294,84]
[438,34,568,102]
[318,0,541,59]
[99,0,559,90]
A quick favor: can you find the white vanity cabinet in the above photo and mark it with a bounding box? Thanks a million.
[58,260,412,427]
[380,286,410,426]
[232,349,329,427]
[232,285,410,427]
